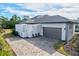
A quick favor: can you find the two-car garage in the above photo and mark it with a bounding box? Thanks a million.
[42,23,66,41]
[43,27,62,40]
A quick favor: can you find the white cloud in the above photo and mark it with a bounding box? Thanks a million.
[62,3,79,8]
[35,3,79,19]
[3,7,35,17]
[17,3,61,12]
[17,3,46,11]
[2,3,79,19]
[4,7,16,13]
[56,3,79,19]
[16,3,79,19]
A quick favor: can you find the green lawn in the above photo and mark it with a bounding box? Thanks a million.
[0,29,15,56]
[54,41,70,56]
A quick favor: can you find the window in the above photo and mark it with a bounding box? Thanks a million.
[76,24,79,28]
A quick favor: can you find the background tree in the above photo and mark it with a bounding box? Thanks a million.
[10,15,21,28]
[22,16,29,21]
[0,16,9,29]
[0,15,22,29]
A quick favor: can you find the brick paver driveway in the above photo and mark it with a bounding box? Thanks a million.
[5,36,64,56]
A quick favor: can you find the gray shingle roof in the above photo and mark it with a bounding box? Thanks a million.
[31,15,72,23]
[21,15,79,24]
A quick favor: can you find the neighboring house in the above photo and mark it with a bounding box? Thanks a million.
[15,15,79,41]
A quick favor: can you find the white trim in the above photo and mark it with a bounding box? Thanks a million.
[73,24,75,36]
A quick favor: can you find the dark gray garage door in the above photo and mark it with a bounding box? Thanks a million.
[43,27,62,40]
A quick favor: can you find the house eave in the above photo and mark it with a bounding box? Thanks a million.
[24,21,79,24]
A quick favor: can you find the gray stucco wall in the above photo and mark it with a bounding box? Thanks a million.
[66,23,75,41]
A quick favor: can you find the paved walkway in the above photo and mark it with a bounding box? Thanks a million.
[5,37,64,56]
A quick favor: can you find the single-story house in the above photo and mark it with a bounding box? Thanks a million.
[15,15,79,41]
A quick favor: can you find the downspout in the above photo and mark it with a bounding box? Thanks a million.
[65,23,68,43]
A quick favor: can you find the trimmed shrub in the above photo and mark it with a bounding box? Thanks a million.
[12,30,19,36]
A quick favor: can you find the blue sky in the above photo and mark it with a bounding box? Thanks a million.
[0,3,79,19]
